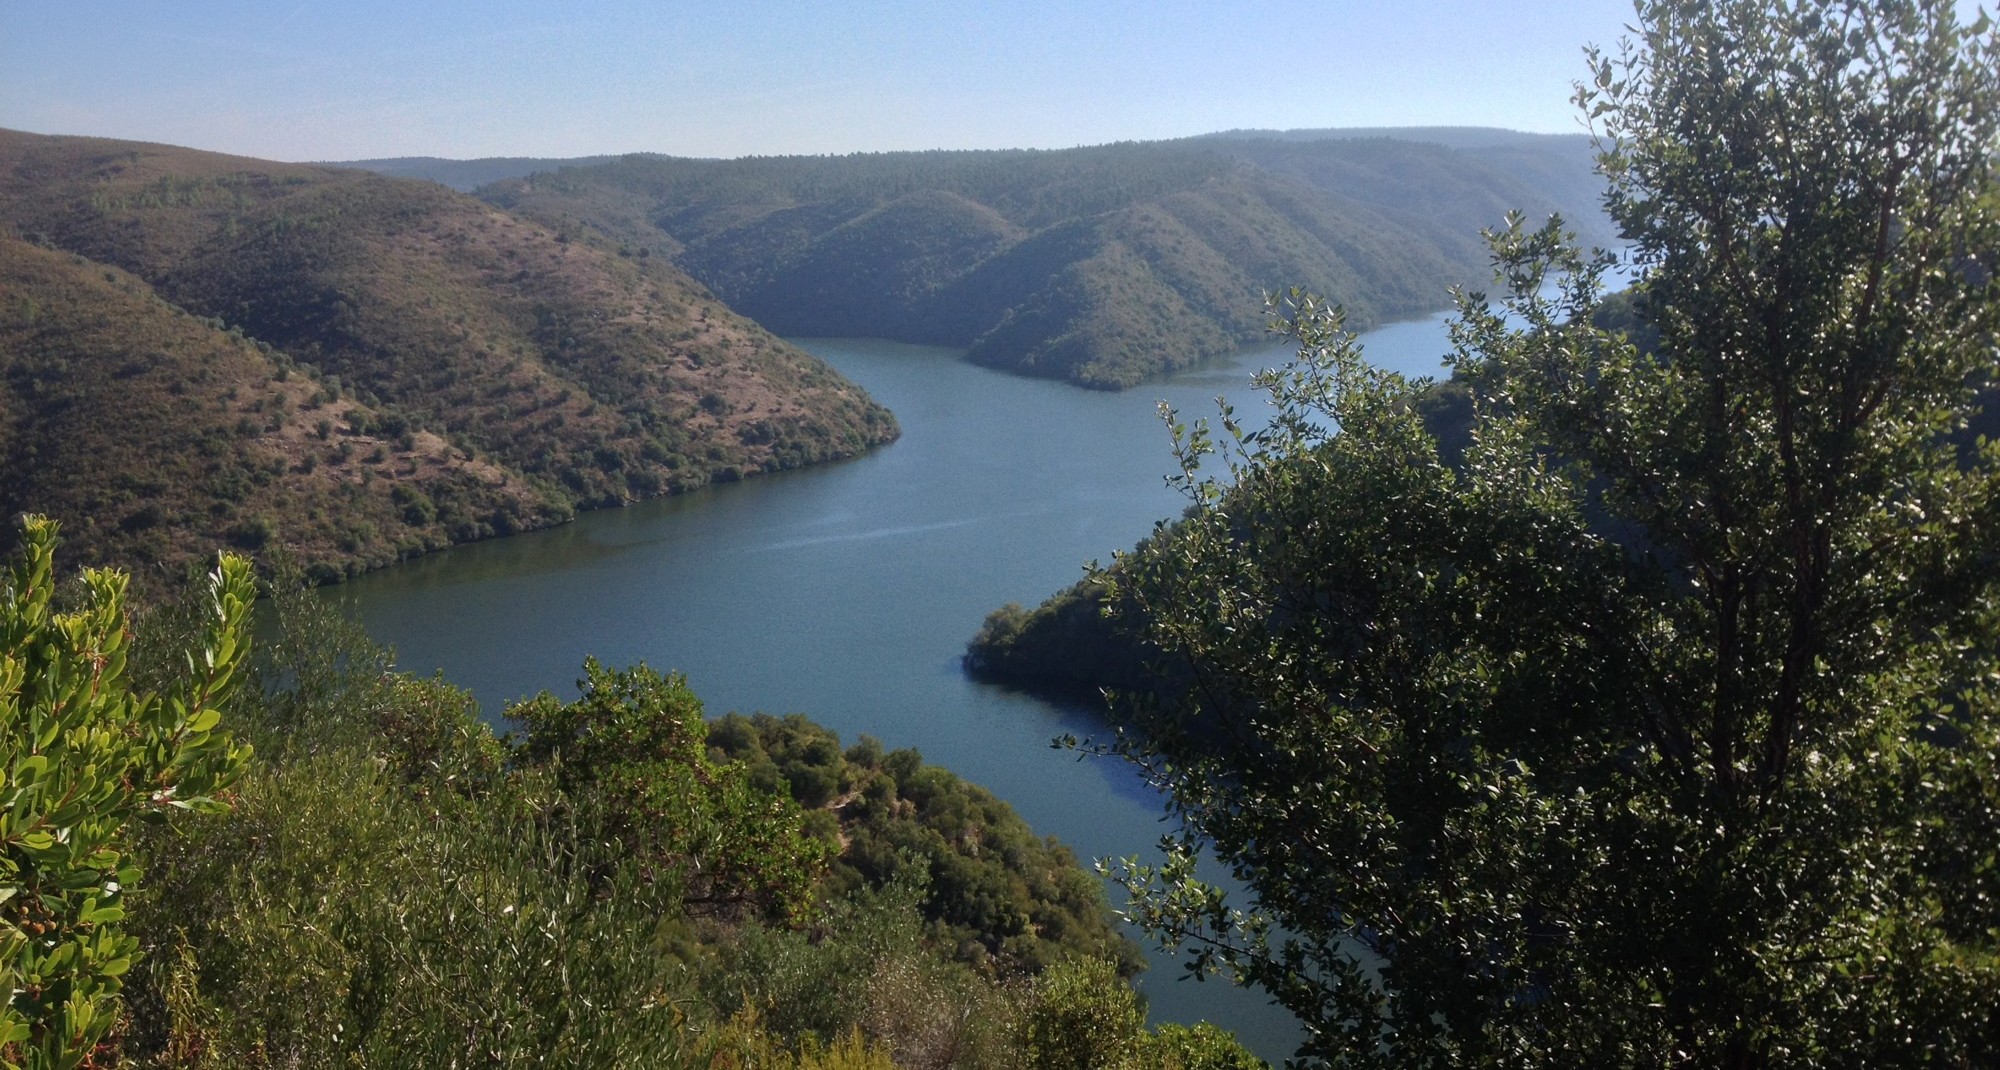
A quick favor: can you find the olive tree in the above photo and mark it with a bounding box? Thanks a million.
[1100,2,2000,1066]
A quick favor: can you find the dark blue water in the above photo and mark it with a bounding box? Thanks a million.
[337,309,1461,1060]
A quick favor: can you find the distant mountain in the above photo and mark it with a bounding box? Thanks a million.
[0,130,897,583]
[1201,126,1610,240]
[322,154,635,192]
[475,131,1614,388]
[1197,125,1594,149]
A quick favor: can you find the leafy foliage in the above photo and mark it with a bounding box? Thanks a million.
[516,662,831,922]
[702,876,1028,1070]
[713,891,1262,1070]
[1140,1023,1271,1070]
[960,366,1483,704]
[0,518,250,1068]
[1017,956,1146,1070]
[1088,2,2000,1065]
[1013,957,1267,1070]
[964,584,1158,703]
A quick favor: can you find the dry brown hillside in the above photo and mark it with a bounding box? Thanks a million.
[0,236,552,584]
[0,130,898,584]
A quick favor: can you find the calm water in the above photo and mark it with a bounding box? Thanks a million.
[337,309,1461,1061]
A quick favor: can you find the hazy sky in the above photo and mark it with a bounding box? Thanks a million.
[3,2,1672,161]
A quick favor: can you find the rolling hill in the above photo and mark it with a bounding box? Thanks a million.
[0,130,898,583]
[0,235,557,584]
[469,130,1614,387]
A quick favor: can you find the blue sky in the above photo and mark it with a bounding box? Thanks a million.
[3,2,1681,161]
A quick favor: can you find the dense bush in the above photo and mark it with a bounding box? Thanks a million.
[706,711,1143,977]
[1093,3,2000,1064]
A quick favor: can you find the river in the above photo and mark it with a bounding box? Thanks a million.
[336,308,1463,1061]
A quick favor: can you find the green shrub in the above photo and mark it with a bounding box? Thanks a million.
[1018,957,1145,1070]
[1140,1024,1268,1070]
[0,516,251,1067]
[514,660,830,922]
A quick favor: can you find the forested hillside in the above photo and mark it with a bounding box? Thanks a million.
[0,130,898,582]
[476,132,1611,387]
[1197,126,1606,232]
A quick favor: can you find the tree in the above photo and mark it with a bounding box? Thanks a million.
[1017,956,1146,1070]
[0,517,252,1068]
[514,659,831,922]
[1098,1,2000,1066]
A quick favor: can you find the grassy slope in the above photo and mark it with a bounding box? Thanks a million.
[479,136,1610,388]
[0,130,898,582]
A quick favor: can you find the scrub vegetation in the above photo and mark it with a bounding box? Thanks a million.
[0,517,1266,1069]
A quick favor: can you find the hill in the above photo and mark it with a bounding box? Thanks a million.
[0,236,556,584]
[474,131,1613,387]
[1200,125,1584,147]
[0,130,898,582]
[322,153,632,191]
